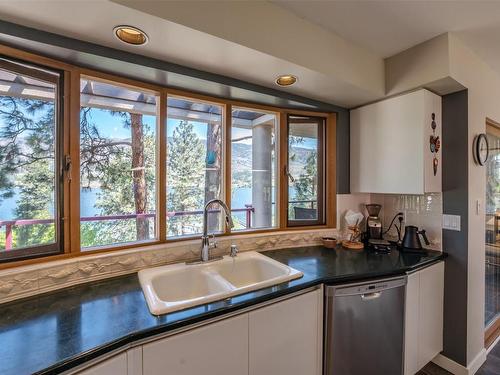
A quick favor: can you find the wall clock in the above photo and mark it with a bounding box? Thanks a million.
[474,133,489,166]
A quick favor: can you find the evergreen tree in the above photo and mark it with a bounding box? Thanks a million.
[295,151,318,201]
[80,108,155,246]
[167,120,205,236]
[0,97,55,249]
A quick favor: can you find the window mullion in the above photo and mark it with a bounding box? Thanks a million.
[158,90,167,242]
[224,103,232,234]
[68,70,82,253]
[279,111,288,229]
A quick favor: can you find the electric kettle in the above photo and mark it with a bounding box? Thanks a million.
[402,225,430,250]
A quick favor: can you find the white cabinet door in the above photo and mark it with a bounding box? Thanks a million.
[142,314,248,375]
[418,261,444,370]
[404,261,444,374]
[404,272,420,375]
[249,289,322,375]
[77,353,127,375]
[351,89,441,194]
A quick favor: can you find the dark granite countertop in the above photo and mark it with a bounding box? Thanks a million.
[0,246,446,375]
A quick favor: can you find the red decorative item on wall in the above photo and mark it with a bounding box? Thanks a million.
[429,113,440,176]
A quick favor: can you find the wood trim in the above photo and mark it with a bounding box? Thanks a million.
[79,240,161,255]
[486,118,500,139]
[68,70,81,253]
[62,71,71,253]
[0,58,59,84]
[0,252,73,270]
[279,111,288,229]
[0,44,77,72]
[285,113,329,228]
[225,103,232,234]
[158,90,167,242]
[485,316,500,348]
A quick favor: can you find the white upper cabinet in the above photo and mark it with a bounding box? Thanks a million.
[350,89,442,194]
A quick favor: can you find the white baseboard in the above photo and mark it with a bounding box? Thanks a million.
[432,349,487,375]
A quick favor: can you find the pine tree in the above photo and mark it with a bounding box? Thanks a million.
[295,151,318,201]
[80,108,155,246]
[167,120,205,236]
[0,97,56,249]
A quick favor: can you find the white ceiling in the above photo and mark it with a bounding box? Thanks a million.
[3,1,500,107]
[0,0,382,107]
[273,0,500,58]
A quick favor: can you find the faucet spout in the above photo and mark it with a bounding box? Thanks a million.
[201,199,234,262]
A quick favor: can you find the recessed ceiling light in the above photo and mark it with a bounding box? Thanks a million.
[275,75,297,87]
[114,25,148,46]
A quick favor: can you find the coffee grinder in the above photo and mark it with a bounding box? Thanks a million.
[365,204,382,240]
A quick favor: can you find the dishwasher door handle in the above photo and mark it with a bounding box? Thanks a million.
[361,292,382,301]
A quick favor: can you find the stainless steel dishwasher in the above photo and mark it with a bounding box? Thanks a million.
[324,277,406,375]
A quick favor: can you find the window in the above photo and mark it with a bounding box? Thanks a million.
[79,78,158,249]
[0,46,336,265]
[166,97,223,238]
[231,107,277,230]
[287,115,325,226]
[0,58,62,260]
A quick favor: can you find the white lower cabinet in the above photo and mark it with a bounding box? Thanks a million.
[248,289,322,375]
[142,314,249,375]
[404,262,445,375]
[75,290,321,375]
[77,352,127,375]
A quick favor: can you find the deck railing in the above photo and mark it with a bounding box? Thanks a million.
[0,206,255,250]
[0,200,316,250]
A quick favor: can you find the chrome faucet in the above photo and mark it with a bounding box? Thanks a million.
[200,199,234,262]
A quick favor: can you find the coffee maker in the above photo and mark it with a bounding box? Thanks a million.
[366,204,382,239]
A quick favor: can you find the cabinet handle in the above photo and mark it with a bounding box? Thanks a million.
[361,292,381,301]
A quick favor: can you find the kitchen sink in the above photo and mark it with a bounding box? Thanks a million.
[210,252,296,289]
[139,251,303,315]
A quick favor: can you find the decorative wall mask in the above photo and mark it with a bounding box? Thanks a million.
[429,113,440,176]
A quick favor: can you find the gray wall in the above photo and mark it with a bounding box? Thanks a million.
[441,89,469,365]
[336,111,350,194]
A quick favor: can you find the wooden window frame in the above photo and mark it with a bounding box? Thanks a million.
[0,56,66,263]
[285,115,326,227]
[165,93,227,240]
[0,43,337,269]
[77,74,162,252]
[227,105,280,233]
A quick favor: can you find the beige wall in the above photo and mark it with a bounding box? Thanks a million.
[385,34,451,96]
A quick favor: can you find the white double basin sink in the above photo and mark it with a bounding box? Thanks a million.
[139,251,303,315]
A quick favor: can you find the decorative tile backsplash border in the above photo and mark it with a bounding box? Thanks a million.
[0,228,336,304]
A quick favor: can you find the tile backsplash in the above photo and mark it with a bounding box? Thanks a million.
[371,193,443,250]
[338,193,443,250]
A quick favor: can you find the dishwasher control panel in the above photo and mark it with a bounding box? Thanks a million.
[328,277,406,297]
